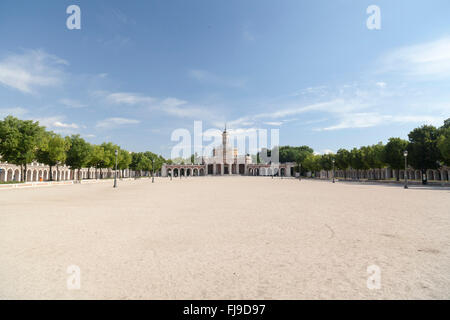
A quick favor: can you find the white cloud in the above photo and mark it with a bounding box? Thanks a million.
[380,36,450,78]
[0,49,67,94]
[105,92,155,105]
[0,107,28,118]
[59,98,87,108]
[96,117,140,129]
[263,121,283,126]
[36,116,78,129]
[53,121,79,129]
[189,69,247,88]
[160,98,214,119]
[320,113,445,131]
[376,81,386,88]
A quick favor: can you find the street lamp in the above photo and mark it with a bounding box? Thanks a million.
[332,159,335,183]
[150,158,154,183]
[113,149,118,188]
[403,150,408,189]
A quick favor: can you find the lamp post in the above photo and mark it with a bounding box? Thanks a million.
[332,159,335,183]
[151,158,154,183]
[113,149,118,188]
[403,150,408,189]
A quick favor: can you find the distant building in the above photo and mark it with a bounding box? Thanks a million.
[161,128,295,177]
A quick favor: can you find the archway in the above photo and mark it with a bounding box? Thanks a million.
[39,170,43,181]
[32,170,38,181]
[27,169,32,181]
[193,168,198,176]
[248,168,253,176]
[200,168,205,176]
[280,168,286,177]
[173,168,179,177]
[7,169,13,181]
[239,164,245,175]
[207,164,213,175]
[0,168,6,182]
[13,169,20,181]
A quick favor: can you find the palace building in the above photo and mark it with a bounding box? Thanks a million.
[161,128,295,177]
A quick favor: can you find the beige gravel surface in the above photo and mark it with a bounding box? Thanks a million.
[1,177,449,299]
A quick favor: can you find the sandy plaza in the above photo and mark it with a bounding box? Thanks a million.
[1,177,449,299]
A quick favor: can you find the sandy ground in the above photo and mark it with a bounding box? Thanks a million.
[0,177,449,300]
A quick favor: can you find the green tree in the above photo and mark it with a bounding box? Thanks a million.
[66,135,91,180]
[36,132,71,181]
[118,149,132,177]
[350,148,369,180]
[407,125,440,185]
[130,152,150,177]
[303,154,321,176]
[335,148,350,179]
[0,116,45,181]
[87,144,105,179]
[319,153,335,178]
[382,137,408,181]
[437,127,450,166]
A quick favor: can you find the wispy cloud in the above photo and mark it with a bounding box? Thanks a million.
[189,69,247,88]
[263,121,283,126]
[0,107,28,118]
[379,36,450,79]
[0,49,67,94]
[95,90,215,120]
[96,117,140,129]
[36,116,80,134]
[103,92,155,105]
[320,113,444,131]
[59,98,87,109]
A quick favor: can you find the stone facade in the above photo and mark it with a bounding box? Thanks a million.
[316,167,450,182]
[0,161,135,183]
[161,128,295,177]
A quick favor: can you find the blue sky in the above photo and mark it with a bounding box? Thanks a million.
[0,0,449,157]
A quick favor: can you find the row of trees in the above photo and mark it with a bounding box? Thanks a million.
[0,116,165,182]
[260,119,450,184]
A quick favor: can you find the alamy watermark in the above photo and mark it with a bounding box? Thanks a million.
[170,121,279,165]
[366,5,381,30]
[366,264,381,290]
[66,5,81,30]
[67,264,81,290]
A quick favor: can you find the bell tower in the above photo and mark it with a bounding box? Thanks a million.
[222,124,229,163]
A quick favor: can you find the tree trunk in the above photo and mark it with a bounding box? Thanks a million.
[49,165,53,181]
[56,164,59,181]
[22,164,25,182]
[396,169,400,181]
